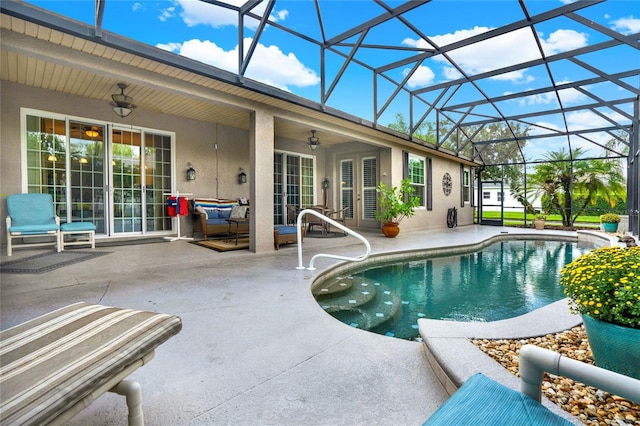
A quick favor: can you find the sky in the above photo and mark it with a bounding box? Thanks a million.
[24,0,640,162]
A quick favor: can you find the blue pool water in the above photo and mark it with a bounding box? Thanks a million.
[313,239,595,340]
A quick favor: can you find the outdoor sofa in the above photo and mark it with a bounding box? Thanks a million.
[191,198,249,240]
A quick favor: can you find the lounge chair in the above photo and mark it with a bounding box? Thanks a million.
[424,344,640,424]
[0,302,182,425]
[6,193,61,256]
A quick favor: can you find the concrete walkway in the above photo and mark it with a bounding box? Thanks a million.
[0,225,590,425]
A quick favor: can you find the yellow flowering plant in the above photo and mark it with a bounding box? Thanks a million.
[560,246,640,329]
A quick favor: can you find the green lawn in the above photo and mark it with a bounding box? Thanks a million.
[478,211,602,227]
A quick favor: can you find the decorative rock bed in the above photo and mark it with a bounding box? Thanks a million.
[473,325,639,425]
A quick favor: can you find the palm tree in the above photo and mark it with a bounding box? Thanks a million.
[528,148,626,227]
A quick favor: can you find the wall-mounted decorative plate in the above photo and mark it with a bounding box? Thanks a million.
[442,173,452,196]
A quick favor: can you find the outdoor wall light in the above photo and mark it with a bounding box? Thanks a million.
[186,163,196,181]
[238,168,247,184]
[307,130,320,151]
[111,82,135,118]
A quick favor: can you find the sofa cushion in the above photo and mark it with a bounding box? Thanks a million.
[205,218,229,226]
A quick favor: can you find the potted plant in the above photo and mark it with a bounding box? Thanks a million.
[560,246,640,379]
[375,178,420,238]
[600,213,620,233]
[533,214,546,231]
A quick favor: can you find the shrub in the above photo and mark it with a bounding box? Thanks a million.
[600,213,620,223]
[560,246,640,329]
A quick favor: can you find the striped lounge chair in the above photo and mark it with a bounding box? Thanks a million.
[0,302,182,425]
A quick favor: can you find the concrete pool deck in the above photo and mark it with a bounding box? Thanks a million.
[0,225,614,425]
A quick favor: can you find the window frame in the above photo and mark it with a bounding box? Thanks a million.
[406,152,426,208]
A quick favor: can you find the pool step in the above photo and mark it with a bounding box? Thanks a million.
[316,278,377,313]
[313,275,357,298]
[316,279,401,332]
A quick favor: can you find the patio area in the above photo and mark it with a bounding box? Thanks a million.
[0,225,587,425]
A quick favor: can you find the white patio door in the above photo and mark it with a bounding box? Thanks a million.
[273,151,316,225]
[338,153,378,229]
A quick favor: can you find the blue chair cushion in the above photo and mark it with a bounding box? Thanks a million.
[9,224,59,235]
[424,373,572,425]
[275,226,297,235]
[7,194,58,230]
[61,222,96,232]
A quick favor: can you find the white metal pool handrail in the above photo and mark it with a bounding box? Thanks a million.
[295,209,371,270]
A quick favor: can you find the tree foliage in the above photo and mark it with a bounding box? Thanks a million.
[527,148,626,227]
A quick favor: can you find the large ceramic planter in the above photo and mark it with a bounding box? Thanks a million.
[533,219,545,230]
[582,314,640,379]
[602,222,618,232]
[381,221,400,238]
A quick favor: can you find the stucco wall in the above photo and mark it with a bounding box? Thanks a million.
[395,152,473,231]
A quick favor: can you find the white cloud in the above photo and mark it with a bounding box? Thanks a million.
[156,38,319,91]
[402,65,435,88]
[175,0,287,30]
[442,66,462,80]
[556,86,584,105]
[429,26,493,46]
[132,3,144,12]
[566,110,611,131]
[611,16,640,35]
[275,9,289,22]
[518,79,585,107]
[403,26,587,84]
[529,121,561,136]
[158,6,175,22]
[156,42,183,52]
[519,92,557,107]
[539,29,588,55]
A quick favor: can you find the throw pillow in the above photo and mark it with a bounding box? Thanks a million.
[203,208,219,219]
[230,205,248,218]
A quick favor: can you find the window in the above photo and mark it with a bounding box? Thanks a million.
[461,165,470,206]
[407,153,426,207]
[426,157,433,211]
[497,191,502,202]
[483,191,490,199]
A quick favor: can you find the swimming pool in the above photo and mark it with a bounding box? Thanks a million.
[313,239,596,341]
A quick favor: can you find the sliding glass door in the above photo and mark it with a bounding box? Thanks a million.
[24,110,173,237]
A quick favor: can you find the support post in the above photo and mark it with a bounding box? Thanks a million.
[111,380,144,426]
